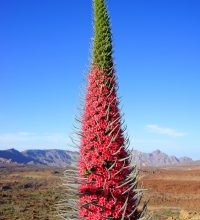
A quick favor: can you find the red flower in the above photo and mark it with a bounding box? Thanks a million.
[79,67,137,219]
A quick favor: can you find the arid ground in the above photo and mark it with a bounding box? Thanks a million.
[0,165,199,220]
[139,165,200,219]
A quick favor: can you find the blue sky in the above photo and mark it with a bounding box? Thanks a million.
[0,0,199,159]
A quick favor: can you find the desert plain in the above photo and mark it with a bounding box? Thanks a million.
[0,165,199,220]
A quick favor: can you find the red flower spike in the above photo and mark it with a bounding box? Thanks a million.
[58,0,151,219]
[79,67,138,219]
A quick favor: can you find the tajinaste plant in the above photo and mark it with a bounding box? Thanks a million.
[58,0,151,219]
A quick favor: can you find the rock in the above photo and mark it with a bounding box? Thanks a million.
[1,185,12,191]
[190,213,200,220]
[23,182,34,189]
[179,210,190,220]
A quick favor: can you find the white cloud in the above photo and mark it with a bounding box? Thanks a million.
[0,132,72,150]
[146,124,187,137]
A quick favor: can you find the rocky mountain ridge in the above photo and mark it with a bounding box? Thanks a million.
[131,149,193,167]
[0,148,194,168]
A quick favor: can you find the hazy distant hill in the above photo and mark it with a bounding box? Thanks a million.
[22,149,79,167]
[0,148,40,164]
[0,148,194,167]
[131,149,193,167]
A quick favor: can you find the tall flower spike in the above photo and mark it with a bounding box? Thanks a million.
[78,0,151,219]
[58,0,151,219]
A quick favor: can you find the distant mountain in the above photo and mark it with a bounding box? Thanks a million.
[0,148,40,164]
[131,149,193,167]
[0,148,79,167]
[22,149,79,167]
[0,148,194,168]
